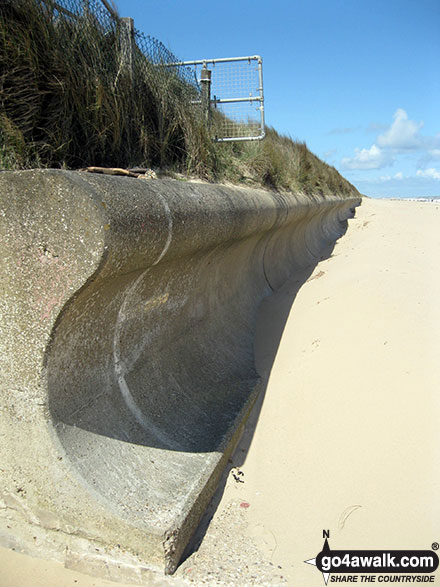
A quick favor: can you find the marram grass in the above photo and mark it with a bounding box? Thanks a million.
[0,0,360,199]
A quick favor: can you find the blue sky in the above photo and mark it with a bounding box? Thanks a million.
[116,0,440,198]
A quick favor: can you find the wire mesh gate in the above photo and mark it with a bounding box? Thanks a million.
[168,56,265,142]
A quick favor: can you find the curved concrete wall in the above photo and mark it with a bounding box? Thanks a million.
[0,170,360,577]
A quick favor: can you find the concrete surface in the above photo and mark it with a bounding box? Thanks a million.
[0,169,359,579]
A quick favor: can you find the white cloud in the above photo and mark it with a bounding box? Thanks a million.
[416,168,440,180]
[377,109,424,150]
[340,110,438,176]
[323,148,337,159]
[377,172,405,182]
[341,144,393,170]
[328,127,360,135]
[366,122,389,133]
[428,149,440,160]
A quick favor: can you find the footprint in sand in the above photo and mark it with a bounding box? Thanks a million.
[247,523,278,560]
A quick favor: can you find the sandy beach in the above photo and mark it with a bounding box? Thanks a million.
[1,196,439,586]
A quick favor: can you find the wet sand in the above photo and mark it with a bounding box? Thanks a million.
[1,197,439,585]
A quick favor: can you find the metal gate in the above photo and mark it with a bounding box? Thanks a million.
[169,56,265,142]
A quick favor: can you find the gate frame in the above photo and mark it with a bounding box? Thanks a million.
[168,55,265,142]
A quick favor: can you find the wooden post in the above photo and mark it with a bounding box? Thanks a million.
[120,17,135,84]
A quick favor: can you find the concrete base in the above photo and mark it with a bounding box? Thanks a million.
[0,170,360,577]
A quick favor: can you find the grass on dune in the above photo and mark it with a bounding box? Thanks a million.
[0,0,360,199]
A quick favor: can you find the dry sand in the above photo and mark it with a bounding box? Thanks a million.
[1,197,439,586]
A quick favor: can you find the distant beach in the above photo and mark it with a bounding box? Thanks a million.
[377,195,440,202]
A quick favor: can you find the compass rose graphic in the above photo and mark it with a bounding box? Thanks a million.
[304,537,331,585]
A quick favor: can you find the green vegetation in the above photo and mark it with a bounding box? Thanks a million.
[0,0,359,198]
[213,128,358,197]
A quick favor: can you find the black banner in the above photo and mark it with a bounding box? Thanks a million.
[316,539,439,574]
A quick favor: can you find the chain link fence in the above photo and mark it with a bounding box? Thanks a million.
[37,0,264,142]
[1,0,264,172]
[38,0,200,94]
[1,0,206,168]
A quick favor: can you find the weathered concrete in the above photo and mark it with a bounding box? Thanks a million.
[0,170,360,579]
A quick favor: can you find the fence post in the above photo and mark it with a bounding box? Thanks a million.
[200,64,212,126]
[120,17,135,85]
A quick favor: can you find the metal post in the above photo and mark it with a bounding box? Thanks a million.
[120,17,135,84]
[257,56,265,140]
[200,65,212,126]
[165,55,265,141]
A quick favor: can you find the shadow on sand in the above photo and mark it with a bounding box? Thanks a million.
[180,237,341,564]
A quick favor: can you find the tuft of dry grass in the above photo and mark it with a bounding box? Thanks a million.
[0,0,203,169]
[213,128,358,198]
[0,0,360,199]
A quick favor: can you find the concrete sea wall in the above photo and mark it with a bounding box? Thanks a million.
[0,170,360,579]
